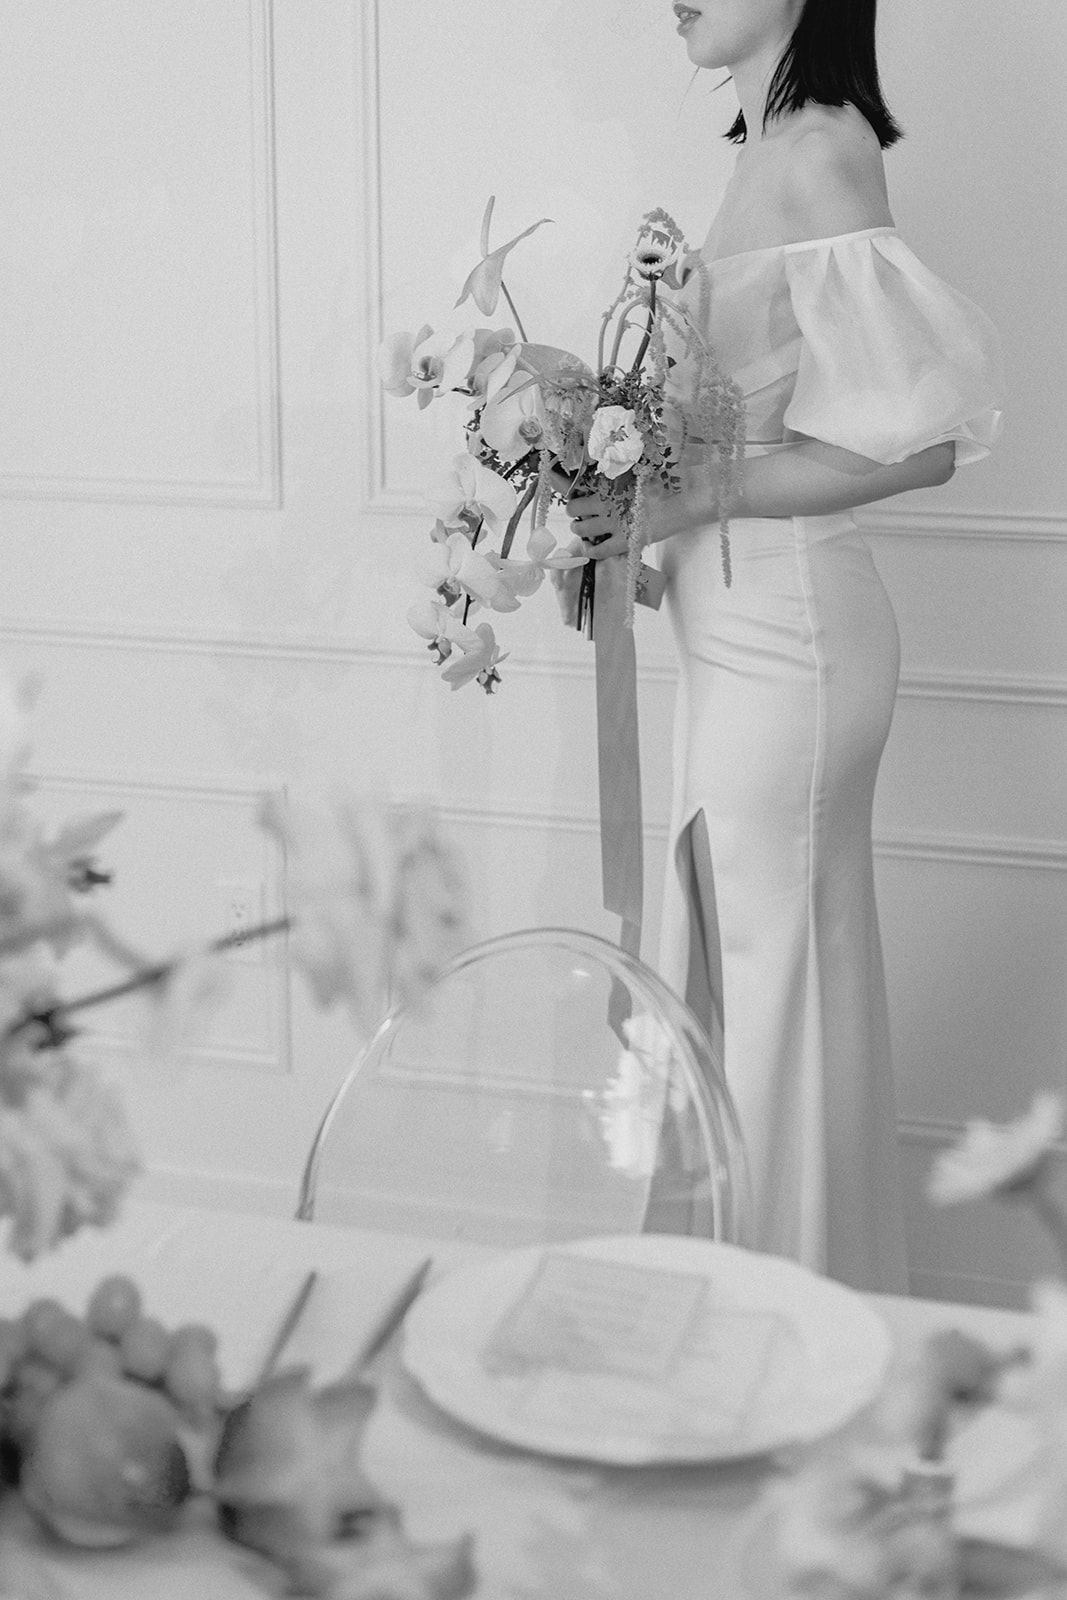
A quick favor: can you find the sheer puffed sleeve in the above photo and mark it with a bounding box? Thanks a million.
[782,230,1003,466]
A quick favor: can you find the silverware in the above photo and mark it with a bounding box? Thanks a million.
[347,1255,433,1376]
[253,1268,318,1388]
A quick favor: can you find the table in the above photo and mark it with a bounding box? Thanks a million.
[0,1199,1038,1599]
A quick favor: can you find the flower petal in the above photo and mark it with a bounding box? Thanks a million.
[454,216,553,316]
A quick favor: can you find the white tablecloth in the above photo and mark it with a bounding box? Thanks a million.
[0,1199,1037,1600]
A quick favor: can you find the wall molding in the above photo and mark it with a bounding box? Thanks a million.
[897,670,1067,708]
[4,614,1067,710]
[361,0,392,512]
[856,507,1067,542]
[0,0,281,510]
[23,759,1067,880]
[27,762,286,808]
[82,1028,288,1079]
[875,831,1067,872]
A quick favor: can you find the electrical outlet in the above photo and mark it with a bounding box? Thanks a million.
[216,880,266,963]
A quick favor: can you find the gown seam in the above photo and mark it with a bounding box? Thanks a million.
[793,516,829,1267]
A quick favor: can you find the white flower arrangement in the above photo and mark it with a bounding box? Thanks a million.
[380,197,746,691]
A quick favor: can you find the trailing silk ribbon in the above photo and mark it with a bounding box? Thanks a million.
[591,556,644,959]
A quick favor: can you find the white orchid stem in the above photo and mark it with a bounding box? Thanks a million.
[500,478,540,560]
[4,917,292,1042]
[500,281,528,344]
[461,517,486,625]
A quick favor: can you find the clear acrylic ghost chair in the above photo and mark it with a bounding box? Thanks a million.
[296,928,750,1248]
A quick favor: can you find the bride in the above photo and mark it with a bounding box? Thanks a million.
[566,0,1002,1290]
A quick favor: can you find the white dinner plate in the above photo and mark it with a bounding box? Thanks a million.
[401,1235,892,1465]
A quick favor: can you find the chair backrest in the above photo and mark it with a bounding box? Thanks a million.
[297,928,750,1248]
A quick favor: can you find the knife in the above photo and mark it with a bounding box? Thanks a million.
[347,1255,433,1376]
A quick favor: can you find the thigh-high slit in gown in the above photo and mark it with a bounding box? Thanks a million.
[654,228,1003,1291]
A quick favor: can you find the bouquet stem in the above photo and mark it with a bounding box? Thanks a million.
[576,558,596,639]
[500,478,540,561]
[500,282,528,344]
[629,280,657,374]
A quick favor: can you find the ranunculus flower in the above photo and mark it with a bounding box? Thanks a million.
[440,622,508,694]
[587,405,644,479]
[927,1092,1064,1205]
[454,195,551,317]
[478,374,549,464]
[378,326,475,409]
[426,454,518,541]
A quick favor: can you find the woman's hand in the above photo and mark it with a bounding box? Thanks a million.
[643,463,718,543]
[566,488,629,562]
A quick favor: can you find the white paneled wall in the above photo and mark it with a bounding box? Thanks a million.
[0,1,1063,1303]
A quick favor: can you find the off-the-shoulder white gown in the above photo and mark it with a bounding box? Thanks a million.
[656,227,1003,1292]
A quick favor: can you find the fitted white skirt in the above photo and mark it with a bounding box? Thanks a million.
[655,506,908,1293]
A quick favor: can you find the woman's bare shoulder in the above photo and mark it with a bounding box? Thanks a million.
[776,104,894,238]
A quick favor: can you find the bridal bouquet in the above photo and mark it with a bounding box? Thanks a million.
[379,198,745,693]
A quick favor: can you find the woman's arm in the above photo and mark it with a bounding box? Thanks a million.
[568,440,957,556]
[647,438,956,542]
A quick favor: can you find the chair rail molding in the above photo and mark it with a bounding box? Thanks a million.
[857,507,1067,541]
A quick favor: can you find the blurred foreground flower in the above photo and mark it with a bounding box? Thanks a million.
[770,1448,960,1599]
[0,1033,140,1260]
[928,1092,1067,1276]
[929,1093,1064,1206]
[259,792,470,1037]
[214,1368,476,1599]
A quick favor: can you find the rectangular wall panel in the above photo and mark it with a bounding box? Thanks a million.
[27,769,289,1076]
[0,0,279,505]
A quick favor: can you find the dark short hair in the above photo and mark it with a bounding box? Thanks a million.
[725,0,902,149]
